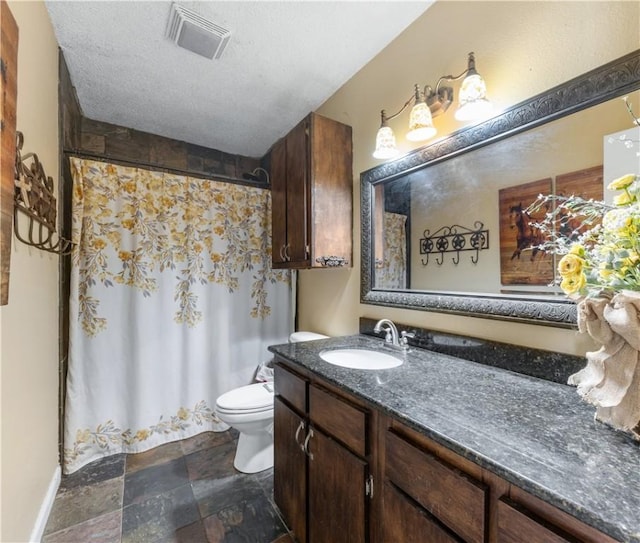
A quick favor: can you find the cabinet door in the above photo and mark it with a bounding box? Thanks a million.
[385,430,487,543]
[271,138,288,265]
[382,482,461,543]
[308,426,368,543]
[308,113,353,267]
[497,498,575,543]
[274,397,307,543]
[285,119,310,264]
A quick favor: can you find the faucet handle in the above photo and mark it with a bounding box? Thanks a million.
[400,330,416,347]
[383,329,393,344]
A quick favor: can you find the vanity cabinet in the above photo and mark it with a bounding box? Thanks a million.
[273,355,621,543]
[382,419,619,543]
[270,112,353,269]
[273,362,372,543]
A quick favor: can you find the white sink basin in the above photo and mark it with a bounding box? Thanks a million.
[319,348,402,370]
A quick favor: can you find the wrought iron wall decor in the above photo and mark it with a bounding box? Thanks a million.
[420,222,489,266]
[14,131,73,255]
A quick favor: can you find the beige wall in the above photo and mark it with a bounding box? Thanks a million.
[301,1,640,355]
[1,1,60,541]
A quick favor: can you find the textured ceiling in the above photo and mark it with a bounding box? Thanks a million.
[46,1,432,158]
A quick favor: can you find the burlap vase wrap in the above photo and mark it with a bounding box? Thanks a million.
[569,290,640,439]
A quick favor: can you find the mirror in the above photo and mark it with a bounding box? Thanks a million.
[361,50,640,328]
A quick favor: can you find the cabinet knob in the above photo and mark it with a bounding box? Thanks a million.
[315,256,348,267]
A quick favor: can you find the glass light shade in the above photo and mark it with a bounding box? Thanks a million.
[373,126,399,159]
[455,72,492,121]
[406,102,436,142]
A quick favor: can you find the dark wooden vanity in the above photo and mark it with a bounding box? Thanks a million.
[270,335,639,543]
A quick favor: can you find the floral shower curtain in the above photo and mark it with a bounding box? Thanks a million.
[64,158,292,474]
[375,212,407,289]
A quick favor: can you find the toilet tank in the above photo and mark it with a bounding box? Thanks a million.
[289,331,329,343]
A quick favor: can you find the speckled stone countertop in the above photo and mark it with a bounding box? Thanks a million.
[268,334,640,543]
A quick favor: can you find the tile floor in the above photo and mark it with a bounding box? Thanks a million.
[42,430,294,543]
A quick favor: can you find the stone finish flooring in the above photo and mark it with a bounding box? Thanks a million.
[43,430,293,543]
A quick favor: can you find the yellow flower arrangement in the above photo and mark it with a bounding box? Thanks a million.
[531,172,640,299]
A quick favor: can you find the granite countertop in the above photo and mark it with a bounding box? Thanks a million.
[268,334,640,543]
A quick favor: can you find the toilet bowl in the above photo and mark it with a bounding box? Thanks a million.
[215,331,328,473]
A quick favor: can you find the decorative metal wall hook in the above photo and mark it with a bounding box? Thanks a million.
[420,221,489,267]
[14,131,73,255]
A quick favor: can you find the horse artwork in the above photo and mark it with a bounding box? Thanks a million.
[508,202,546,261]
[499,178,554,287]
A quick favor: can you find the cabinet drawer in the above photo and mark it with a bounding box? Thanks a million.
[274,363,307,413]
[383,482,461,543]
[309,385,366,457]
[385,430,487,543]
[497,498,576,543]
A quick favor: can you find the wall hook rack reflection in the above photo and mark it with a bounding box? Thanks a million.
[420,221,489,266]
[14,132,73,255]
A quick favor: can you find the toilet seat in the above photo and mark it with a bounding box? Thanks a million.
[216,382,274,413]
[216,405,272,416]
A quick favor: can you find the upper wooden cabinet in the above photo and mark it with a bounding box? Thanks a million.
[270,112,353,269]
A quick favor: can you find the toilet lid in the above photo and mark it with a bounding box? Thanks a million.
[290,331,329,342]
[216,382,274,411]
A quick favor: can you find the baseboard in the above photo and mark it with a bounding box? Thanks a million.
[29,465,61,542]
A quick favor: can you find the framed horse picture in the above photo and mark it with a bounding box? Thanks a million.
[499,178,554,286]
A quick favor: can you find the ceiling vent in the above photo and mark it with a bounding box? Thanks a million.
[166,4,231,60]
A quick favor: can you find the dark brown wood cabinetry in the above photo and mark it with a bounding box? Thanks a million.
[273,397,307,542]
[272,355,621,543]
[273,362,371,543]
[270,112,352,269]
[384,428,488,543]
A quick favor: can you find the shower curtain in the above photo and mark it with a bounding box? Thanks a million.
[64,158,292,474]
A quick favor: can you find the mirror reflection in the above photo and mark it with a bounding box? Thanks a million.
[372,92,640,297]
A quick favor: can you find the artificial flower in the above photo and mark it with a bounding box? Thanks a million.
[558,253,584,276]
[607,173,636,190]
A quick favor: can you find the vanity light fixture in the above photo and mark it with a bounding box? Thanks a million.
[373,52,492,159]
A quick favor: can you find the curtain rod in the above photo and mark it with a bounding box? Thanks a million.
[63,150,271,190]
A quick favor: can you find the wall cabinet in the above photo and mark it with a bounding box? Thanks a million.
[270,112,352,269]
[273,356,620,543]
[273,362,371,543]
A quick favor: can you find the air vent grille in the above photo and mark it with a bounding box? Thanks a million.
[166,3,231,60]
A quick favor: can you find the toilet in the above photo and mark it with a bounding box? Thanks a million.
[215,331,329,473]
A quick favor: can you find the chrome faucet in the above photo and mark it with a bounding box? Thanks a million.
[373,319,415,351]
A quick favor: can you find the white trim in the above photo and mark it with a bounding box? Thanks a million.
[29,465,61,543]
